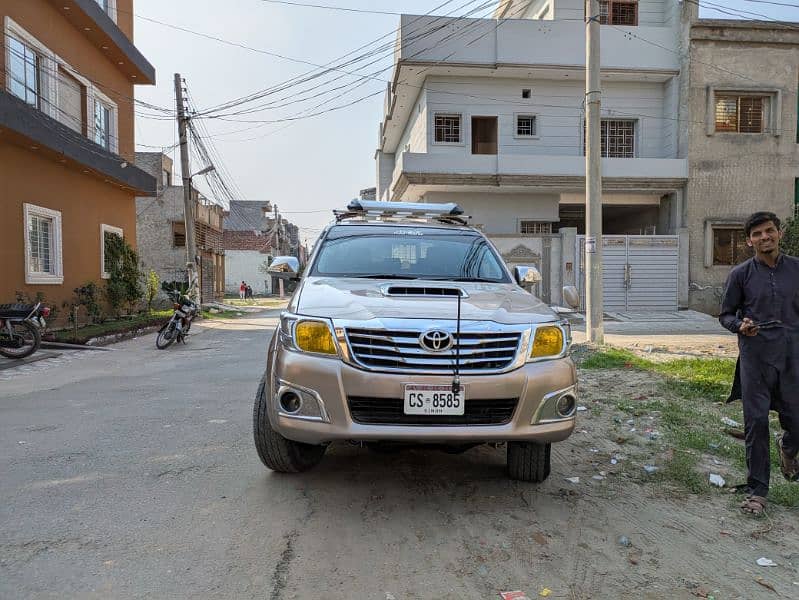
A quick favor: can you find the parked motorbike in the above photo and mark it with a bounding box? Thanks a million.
[0,302,50,359]
[156,291,198,349]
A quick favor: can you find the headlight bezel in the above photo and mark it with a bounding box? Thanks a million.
[527,321,571,363]
[278,313,340,358]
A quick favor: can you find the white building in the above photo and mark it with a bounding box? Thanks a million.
[375,0,692,310]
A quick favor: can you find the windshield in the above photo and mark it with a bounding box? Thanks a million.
[310,225,511,282]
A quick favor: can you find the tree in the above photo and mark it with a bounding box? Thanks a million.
[104,235,143,316]
[782,217,799,257]
[145,269,160,313]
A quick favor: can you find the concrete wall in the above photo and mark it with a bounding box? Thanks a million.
[0,145,137,307]
[686,23,799,314]
[399,14,680,72]
[424,191,560,234]
[423,77,674,159]
[376,151,395,201]
[135,187,189,288]
[225,251,272,295]
[395,89,427,154]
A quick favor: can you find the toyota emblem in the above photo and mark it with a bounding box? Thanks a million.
[419,329,454,353]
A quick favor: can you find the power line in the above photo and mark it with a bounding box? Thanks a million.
[258,0,403,15]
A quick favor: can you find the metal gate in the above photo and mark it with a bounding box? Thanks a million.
[576,235,679,312]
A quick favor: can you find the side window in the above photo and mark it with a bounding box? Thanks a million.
[712,227,751,266]
[433,113,462,144]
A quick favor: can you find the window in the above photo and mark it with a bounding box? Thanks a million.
[163,170,172,188]
[434,114,462,143]
[712,227,752,266]
[57,66,86,134]
[596,1,638,25]
[94,101,111,150]
[584,119,636,158]
[7,36,40,107]
[23,204,63,284]
[93,0,117,21]
[522,89,531,99]
[172,222,186,247]
[471,116,497,155]
[516,115,537,137]
[101,224,123,278]
[715,95,767,133]
[519,221,552,234]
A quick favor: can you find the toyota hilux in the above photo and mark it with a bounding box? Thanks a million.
[253,200,577,482]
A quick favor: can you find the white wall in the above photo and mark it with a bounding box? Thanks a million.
[225,251,272,295]
[424,76,670,159]
[376,151,395,201]
[395,89,427,154]
[424,191,560,234]
[555,0,673,27]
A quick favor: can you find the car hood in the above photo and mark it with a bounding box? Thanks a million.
[292,277,558,325]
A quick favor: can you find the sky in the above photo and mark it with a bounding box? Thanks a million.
[132,0,799,246]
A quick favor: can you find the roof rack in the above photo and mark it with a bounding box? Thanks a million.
[334,200,469,226]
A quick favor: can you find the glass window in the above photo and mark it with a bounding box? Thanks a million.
[434,114,461,143]
[312,226,510,282]
[715,95,766,133]
[94,101,111,150]
[28,214,52,274]
[95,0,110,12]
[519,221,552,234]
[597,1,638,25]
[584,120,636,158]
[713,228,752,266]
[516,115,537,137]
[8,36,40,107]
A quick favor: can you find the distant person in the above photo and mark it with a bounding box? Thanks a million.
[246,284,253,300]
[719,211,799,516]
[239,281,246,300]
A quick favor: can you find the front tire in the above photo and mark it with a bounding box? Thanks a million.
[507,442,551,482]
[252,377,326,473]
[0,321,41,359]
[155,321,177,349]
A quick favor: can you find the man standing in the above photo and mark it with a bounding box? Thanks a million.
[239,281,246,300]
[719,212,799,515]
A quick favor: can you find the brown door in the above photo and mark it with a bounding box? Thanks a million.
[471,116,497,155]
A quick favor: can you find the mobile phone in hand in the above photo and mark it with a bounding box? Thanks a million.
[753,320,782,330]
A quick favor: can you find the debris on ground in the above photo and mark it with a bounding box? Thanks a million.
[756,557,777,567]
[500,592,531,600]
[721,417,742,428]
[539,589,552,598]
[754,577,778,593]
[618,535,632,547]
[565,477,580,484]
[709,474,725,487]
[577,405,588,412]
[724,427,746,440]
[643,465,658,475]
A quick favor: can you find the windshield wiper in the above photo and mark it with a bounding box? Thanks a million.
[355,274,419,280]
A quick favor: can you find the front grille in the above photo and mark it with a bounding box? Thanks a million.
[348,397,518,426]
[345,328,522,373]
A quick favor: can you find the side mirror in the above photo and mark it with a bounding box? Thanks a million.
[268,256,300,279]
[562,285,580,309]
[514,265,542,287]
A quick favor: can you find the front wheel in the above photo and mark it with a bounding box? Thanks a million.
[155,321,177,349]
[507,441,551,482]
[252,377,326,473]
[0,321,41,359]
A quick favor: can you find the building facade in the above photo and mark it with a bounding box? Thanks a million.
[135,152,226,302]
[0,0,156,310]
[376,0,691,309]
[684,17,799,313]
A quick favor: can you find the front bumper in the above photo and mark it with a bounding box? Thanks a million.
[266,343,577,445]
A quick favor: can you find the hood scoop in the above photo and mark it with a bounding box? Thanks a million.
[384,285,466,298]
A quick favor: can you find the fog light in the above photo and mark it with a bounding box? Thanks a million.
[280,391,302,413]
[556,394,576,417]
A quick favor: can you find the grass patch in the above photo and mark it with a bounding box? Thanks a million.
[51,310,172,344]
[223,297,287,307]
[584,347,798,507]
[202,309,244,319]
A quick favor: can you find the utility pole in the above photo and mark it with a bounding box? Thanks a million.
[174,73,199,304]
[585,0,604,344]
[274,203,281,255]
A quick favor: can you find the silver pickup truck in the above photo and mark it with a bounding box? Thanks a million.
[253,201,577,482]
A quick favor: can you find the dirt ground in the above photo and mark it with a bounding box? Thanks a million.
[539,358,799,600]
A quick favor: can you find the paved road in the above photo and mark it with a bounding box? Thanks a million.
[5,313,760,600]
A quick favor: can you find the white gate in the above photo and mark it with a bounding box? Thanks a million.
[576,235,679,312]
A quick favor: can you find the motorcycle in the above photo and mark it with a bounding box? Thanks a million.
[156,290,198,349]
[0,302,50,359]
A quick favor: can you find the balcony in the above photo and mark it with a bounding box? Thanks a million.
[0,89,156,195]
[396,15,680,74]
[391,152,688,199]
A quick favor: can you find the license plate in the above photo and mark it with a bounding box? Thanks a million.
[403,384,465,416]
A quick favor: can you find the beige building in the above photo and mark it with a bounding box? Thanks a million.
[685,15,799,314]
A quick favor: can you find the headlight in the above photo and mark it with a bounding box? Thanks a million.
[530,325,565,359]
[295,320,337,355]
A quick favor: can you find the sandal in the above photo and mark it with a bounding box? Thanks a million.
[778,436,799,482]
[740,495,767,516]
